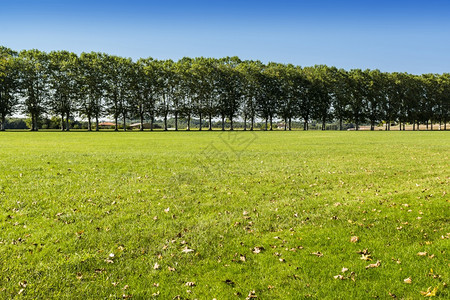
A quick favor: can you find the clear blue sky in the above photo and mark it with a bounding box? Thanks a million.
[1,0,449,74]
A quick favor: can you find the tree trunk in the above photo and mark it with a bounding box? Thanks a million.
[175,112,178,131]
[66,111,70,131]
[115,116,119,131]
[303,119,308,131]
[87,115,92,131]
[322,117,326,131]
[339,118,343,131]
[199,112,202,131]
[221,115,225,131]
[208,114,212,131]
[288,117,292,131]
[122,113,127,131]
[269,115,273,131]
[61,113,65,131]
[230,117,233,131]
[95,116,99,131]
[0,114,5,131]
[243,115,247,131]
[150,115,154,131]
[250,115,254,131]
[186,114,191,131]
[140,112,144,131]
[284,118,287,131]
[370,120,374,131]
[265,117,268,131]
[164,114,168,131]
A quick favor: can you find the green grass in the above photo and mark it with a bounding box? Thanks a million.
[0,131,448,299]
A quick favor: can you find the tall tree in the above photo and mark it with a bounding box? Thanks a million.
[0,47,19,131]
[48,50,79,131]
[18,49,50,131]
[79,52,105,131]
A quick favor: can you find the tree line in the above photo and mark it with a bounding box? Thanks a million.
[0,46,449,132]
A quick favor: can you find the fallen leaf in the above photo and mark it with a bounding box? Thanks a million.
[420,286,438,297]
[122,285,129,290]
[252,246,264,254]
[311,251,323,257]
[341,267,349,273]
[185,282,195,287]
[334,275,345,280]
[168,266,176,272]
[417,252,428,256]
[153,262,160,270]
[350,236,359,243]
[240,255,246,262]
[181,247,194,253]
[246,290,257,299]
[365,260,381,269]
[360,254,372,261]
[404,277,412,284]
[164,207,170,213]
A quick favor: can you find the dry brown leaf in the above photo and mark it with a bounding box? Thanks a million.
[246,290,257,299]
[153,262,160,270]
[350,236,359,243]
[417,252,428,256]
[404,277,412,284]
[240,255,246,262]
[420,286,438,297]
[365,260,381,269]
[334,275,345,280]
[341,267,349,273]
[360,254,372,261]
[185,282,195,287]
[168,266,176,272]
[311,251,323,257]
[252,246,264,254]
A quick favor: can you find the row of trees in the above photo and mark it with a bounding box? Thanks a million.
[1,46,449,131]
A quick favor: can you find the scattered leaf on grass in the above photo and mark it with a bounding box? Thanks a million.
[19,281,27,288]
[164,208,170,213]
[168,266,176,272]
[420,286,438,297]
[417,252,428,256]
[350,236,359,243]
[360,254,372,261]
[311,252,323,257]
[334,275,345,280]
[404,277,412,284]
[365,260,381,269]
[185,282,195,287]
[246,290,257,299]
[153,263,160,270]
[224,279,235,286]
[240,255,246,262]
[252,246,264,254]
[341,267,349,273]
[181,247,194,253]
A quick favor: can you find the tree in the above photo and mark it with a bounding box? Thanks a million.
[0,47,19,131]
[103,54,133,131]
[346,69,368,130]
[18,49,50,131]
[48,50,79,131]
[79,52,105,131]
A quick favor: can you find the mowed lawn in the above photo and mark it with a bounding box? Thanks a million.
[0,131,448,299]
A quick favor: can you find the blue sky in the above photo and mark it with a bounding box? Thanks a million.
[1,0,449,74]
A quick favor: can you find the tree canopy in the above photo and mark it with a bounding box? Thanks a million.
[0,46,448,131]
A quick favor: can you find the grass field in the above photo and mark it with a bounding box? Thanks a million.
[0,131,448,299]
